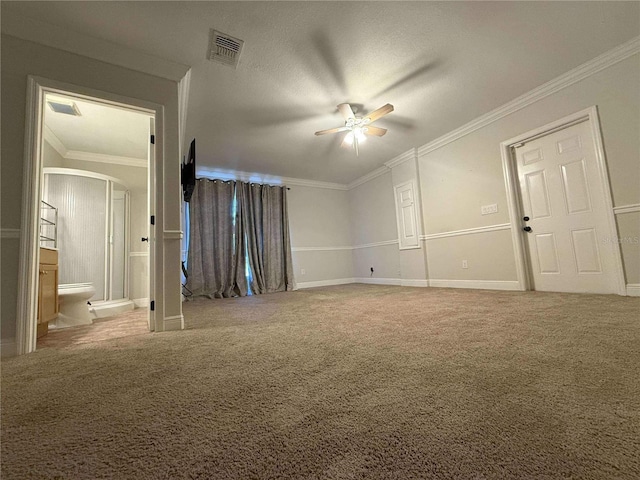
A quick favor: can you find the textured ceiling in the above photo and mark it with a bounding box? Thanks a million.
[4,1,640,183]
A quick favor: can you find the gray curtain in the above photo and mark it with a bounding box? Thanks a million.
[186,179,248,298]
[239,182,295,294]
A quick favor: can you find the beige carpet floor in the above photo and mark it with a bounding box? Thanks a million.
[2,284,639,479]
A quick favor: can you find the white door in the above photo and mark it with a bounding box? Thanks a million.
[515,119,618,294]
[394,181,420,250]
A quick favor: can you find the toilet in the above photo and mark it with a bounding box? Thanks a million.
[54,283,96,328]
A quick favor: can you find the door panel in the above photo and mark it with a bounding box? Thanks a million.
[561,159,591,214]
[515,120,617,293]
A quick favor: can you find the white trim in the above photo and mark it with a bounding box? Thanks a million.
[384,148,417,169]
[295,278,355,289]
[353,239,399,250]
[614,204,640,215]
[1,228,21,239]
[626,284,640,297]
[347,166,390,190]
[163,230,183,240]
[1,339,18,359]
[178,69,192,158]
[500,106,626,296]
[133,298,150,308]
[401,279,429,287]
[429,279,521,291]
[1,14,189,82]
[163,314,184,331]
[43,125,67,157]
[292,240,399,252]
[17,75,162,356]
[353,277,402,286]
[197,166,348,191]
[292,246,352,252]
[64,150,147,168]
[129,251,149,257]
[421,223,511,241]
[418,36,640,157]
[394,179,421,250]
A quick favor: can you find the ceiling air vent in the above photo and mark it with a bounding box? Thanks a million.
[208,29,244,68]
[47,99,81,116]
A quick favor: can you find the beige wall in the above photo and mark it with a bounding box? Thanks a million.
[418,53,640,287]
[1,34,180,347]
[42,140,65,167]
[348,171,401,281]
[288,185,353,283]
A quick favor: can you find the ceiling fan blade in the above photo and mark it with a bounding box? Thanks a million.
[364,103,394,123]
[337,103,355,121]
[315,126,349,136]
[364,126,387,137]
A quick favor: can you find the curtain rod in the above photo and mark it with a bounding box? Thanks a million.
[197,178,290,190]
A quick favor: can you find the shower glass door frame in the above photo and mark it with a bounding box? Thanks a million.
[43,168,131,304]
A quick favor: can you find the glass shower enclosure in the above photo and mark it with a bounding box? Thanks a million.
[43,168,130,306]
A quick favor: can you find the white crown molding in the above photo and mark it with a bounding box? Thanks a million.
[197,166,348,191]
[613,204,640,215]
[64,150,147,168]
[384,148,417,169]
[353,239,399,250]
[417,35,640,157]
[347,165,390,190]
[626,284,640,297]
[1,11,189,82]
[429,279,522,291]
[43,126,68,157]
[1,228,21,239]
[421,223,511,241]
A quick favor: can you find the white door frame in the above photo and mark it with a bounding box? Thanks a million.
[500,106,626,295]
[16,76,162,355]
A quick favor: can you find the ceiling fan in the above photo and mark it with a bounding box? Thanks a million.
[315,103,394,155]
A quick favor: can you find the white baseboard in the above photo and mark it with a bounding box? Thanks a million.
[429,279,521,291]
[1,338,17,358]
[401,279,430,287]
[133,297,149,308]
[354,277,402,286]
[296,278,355,289]
[90,300,135,319]
[626,284,640,297]
[163,314,184,331]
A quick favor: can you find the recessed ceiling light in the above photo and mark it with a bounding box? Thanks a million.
[47,99,81,116]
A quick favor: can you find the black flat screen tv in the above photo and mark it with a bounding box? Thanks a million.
[182,139,196,202]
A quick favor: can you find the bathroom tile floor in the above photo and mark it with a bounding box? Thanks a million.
[37,308,149,350]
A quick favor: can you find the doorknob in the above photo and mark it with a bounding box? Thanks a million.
[141,237,149,242]
[523,226,532,232]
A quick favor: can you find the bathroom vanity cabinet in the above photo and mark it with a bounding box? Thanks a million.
[38,247,59,338]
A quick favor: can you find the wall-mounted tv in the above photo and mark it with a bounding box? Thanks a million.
[182,139,196,202]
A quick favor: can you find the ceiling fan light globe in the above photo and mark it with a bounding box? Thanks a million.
[344,132,355,145]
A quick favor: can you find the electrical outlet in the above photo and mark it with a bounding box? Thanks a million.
[481,204,498,215]
[462,260,468,269]
[300,268,306,275]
